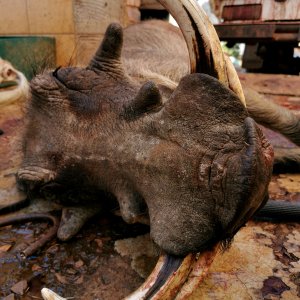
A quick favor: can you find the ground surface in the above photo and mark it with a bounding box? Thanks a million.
[0,73,299,300]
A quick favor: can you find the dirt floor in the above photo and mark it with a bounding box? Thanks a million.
[0,214,151,299]
[0,73,300,300]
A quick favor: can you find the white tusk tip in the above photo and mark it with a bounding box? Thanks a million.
[41,288,67,300]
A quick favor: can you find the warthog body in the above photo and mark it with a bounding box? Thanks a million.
[18,20,274,256]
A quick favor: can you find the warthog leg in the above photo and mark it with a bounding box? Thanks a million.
[254,200,300,223]
[244,87,300,147]
[273,148,300,173]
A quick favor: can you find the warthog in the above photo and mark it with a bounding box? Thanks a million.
[8,0,300,298]
[17,22,274,256]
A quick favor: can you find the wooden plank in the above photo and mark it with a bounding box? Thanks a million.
[27,0,74,34]
[239,73,300,97]
[0,0,29,34]
[127,0,141,7]
[217,0,300,21]
[221,0,262,4]
[126,6,141,24]
[73,0,123,34]
[54,34,77,67]
[75,34,103,66]
[262,0,300,21]
[140,0,165,10]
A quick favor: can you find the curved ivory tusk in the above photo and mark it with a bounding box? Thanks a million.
[175,245,219,299]
[41,288,67,300]
[125,247,219,300]
[157,0,245,106]
[39,254,196,300]
[39,250,218,300]
[125,253,196,300]
[224,55,245,106]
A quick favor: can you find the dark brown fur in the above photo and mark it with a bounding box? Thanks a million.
[243,86,300,146]
[18,22,274,256]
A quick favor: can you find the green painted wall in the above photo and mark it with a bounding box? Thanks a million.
[0,36,56,80]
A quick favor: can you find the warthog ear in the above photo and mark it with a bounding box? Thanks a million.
[123,81,162,119]
[88,23,124,75]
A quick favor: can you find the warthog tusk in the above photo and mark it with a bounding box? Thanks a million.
[125,253,195,300]
[41,288,67,300]
[40,246,219,300]
[125,245,219,300]
[158,0,245,105]
[175,244,219,299]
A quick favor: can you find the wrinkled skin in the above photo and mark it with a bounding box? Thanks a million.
[17,23,273,256]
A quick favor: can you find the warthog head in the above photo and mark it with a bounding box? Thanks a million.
[17,0,273,259]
